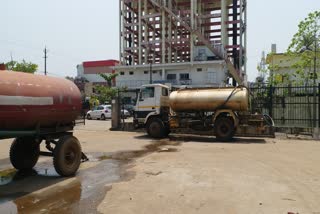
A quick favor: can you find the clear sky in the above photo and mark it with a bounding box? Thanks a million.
[1,0,319,81]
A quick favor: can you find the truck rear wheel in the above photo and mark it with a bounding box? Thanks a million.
[10,137,40,170]
[53,136,82,177]
[146,117,166,138]
[214,117,235,142]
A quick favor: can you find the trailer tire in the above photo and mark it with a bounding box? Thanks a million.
[10,137,40,170]
[214,117,235,142]
[146,117,166,138]
[53,136,82,177]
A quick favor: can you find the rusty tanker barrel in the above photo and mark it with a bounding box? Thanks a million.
[169,87,249,112]
[0,71,82,130]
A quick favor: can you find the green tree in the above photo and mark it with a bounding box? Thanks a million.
[288,11,320,53]
[65,76,75,81]
[94,85,117,104]
[5,60,38,73]
[99,73,118,87]
[93,73,119,103]
[287,10,320,84]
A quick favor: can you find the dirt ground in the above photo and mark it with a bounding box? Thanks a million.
[0,120,320,214]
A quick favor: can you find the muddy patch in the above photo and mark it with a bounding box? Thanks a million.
[99,139,181,162]
[0,158,123,214]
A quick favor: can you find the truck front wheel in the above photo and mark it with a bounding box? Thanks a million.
[10,137,40,170]
[53,136,82,177]
[214,117,235,142]
[146,117,166,138]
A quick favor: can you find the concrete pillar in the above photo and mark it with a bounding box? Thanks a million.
[162,1,167,64]
[168,0,172,63]
[144,0,149,64]
[111,97,121,130]
[162,68,166,80]
[119,0,122,64]
[190,0,196,62]
[221,0,229,55]
[138,0,142,64]
[244,0,248,76]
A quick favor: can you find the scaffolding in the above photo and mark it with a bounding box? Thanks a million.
[119,0,247,84]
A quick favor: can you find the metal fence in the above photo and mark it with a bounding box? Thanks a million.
[250,84,320,134]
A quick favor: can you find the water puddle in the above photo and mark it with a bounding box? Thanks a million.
[0,139,181,213]
[0,160,121,214]
[0,169,16,186]
[14,178,81,213]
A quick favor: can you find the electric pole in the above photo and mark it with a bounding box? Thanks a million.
[44,46,48,75]
[10,52,14,71]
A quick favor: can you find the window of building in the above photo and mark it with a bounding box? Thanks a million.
[140,87,155,99]
[144,71,149,74]
[167,74,176,80]
[152,70,157,74]
[197,68,202,72]
[207,71,217,83]
[120,72,125,75]
[180,73,190,80]
[129,71,134,75]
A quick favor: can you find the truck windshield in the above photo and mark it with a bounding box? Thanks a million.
[140,87,154,99]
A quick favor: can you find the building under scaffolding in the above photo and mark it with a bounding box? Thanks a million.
[115,0,247,88]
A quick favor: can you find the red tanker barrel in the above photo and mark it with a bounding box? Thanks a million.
[0,71,82,130]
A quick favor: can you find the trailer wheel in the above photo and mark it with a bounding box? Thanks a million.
[10,137,40,170]
[53,136,82,177]
[214,117,235,142]
[146,117,165,138]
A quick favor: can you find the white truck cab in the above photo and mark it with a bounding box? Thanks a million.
[134,84,169,125]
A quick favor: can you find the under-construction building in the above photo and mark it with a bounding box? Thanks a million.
[115,0,247,88]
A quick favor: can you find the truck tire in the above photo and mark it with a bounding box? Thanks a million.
[146,117,166,138]
[10,137,40,170]
[164,125,170,137]
[214,117,235,142]
[53,136,82,177]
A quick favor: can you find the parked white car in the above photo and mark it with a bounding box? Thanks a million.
[104,105,131,118]
[86,105,111,120]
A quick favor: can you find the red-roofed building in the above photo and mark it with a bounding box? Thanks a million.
[77,59,119,86]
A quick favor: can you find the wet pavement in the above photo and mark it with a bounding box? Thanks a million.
[0,138,181,214]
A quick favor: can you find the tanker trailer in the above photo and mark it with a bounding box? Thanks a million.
[133,84,274,141]
[0,70,87,176]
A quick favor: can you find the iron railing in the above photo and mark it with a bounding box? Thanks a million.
[250,84,320,134]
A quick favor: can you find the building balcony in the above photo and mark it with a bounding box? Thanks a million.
[155,79,192,86]
[116,80,150,88]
